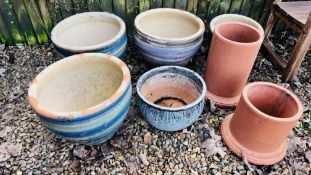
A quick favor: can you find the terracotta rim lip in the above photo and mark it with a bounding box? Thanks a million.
[136,66,206,111]
[214,22,264,46]
[242,82,303,122]
[51,12,126,52]
[134,8,205,43]
[28,53,131,119]
[210,14,264,34]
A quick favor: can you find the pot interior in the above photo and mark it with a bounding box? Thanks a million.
[217,23,260,43]
[137,10,200,39]
[247,85,299,118]
[140,72,202,108]
[36,57,123,112]
[54,15,121,47]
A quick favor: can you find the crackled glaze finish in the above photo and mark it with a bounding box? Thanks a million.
[137,66,206,131]
[51,12,127,59]
[134,8,205,66]
[28,53,131,144]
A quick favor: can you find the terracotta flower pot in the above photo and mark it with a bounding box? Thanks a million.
[209,14,264,35]
[136,66,206,131]
[221,82,303,165]
[134,8,205,66]
[204,22,264,106]
[28,53,131,144]
[51,12,127,58]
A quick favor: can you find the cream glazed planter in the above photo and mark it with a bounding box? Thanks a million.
[210,14,264,35]
[28,53,132,144]
[51,12,127,59]
[134,8,205,66]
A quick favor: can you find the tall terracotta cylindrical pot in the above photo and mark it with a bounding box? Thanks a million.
[204,22,264,106]
[221,82,303,165]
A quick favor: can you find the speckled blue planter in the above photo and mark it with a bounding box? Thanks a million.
[28,53,131,144]
[134,8,205,66]
[51,12,127,59]
[137,66,206,131]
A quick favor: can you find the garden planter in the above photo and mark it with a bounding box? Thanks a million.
[28,53,131,144]
[134,8,205,66]
[204,22,264,106]
[137,66,206,131]
[209,14,264,35]
[51,12,127,59]
[221,82,303,165]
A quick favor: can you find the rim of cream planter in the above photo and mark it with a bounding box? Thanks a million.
[28,53,131,119]
[136,66,206,111]
[134,8,205,45]
[210,14,264,35]
[51,12,126,52]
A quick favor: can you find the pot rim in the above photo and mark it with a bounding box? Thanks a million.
[51,12,126,52]
[134,8,205,43]
[136,66,206,111]
[210,14,264,34]
[214,22,264,46]
[28,53,131,119]
[242,82,303,122]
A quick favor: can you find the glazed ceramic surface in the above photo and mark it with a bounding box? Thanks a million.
[51,12,127,59]
[134,8,205,66]
[221,82,303,165]
[204,22,264,106]
[28,53,131,144]
[137,66,206,131]
[210,14,264,35]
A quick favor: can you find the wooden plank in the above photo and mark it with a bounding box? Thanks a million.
[151,0,163,8]
[163,0,175,8]
[207,0,220,22]
[0,0,25,44]
[113,0,127,21]
[59,0,75,18]
[11,0,37,45]
[187,0,198,14]
[0,13,13,45]
[37,0,53,33]
[139,0,151,12]
[229,0,243,14]
[175,0,187,10]
[73,0,88,13]
[47,0,63,26]
[218,0,231,15]
[87,0,101,11]
[127,0,138,35]
[239,0,253,16]
[197,0,208,20]
[24,0,48,44]
[249,0,266,21]
[100,0,113,12]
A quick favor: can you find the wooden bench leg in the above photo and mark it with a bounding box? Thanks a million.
[283,13,311,81]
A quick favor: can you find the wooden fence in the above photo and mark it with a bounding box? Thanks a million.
[0,0,290,46]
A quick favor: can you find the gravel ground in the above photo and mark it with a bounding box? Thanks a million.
[0,31,310,175]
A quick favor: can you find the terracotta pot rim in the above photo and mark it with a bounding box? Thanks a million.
[242,82,303,122]
[51,12,126,52]
[134,8,205,43]
[205,89,240,107]
[28,53,131,119]
[136,66,206,111]
[214,22,264,46]
[209,14,264,34]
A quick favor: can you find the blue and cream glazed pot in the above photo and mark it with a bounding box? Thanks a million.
[51,12,127,59]
[134,8,205,66]
[28,53,131,144]
[137,66,206,131]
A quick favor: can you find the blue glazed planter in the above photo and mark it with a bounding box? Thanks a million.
[137,66,206,131]
[134,8,205,66]
[51,12,127,59]
[28,53,131,144]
